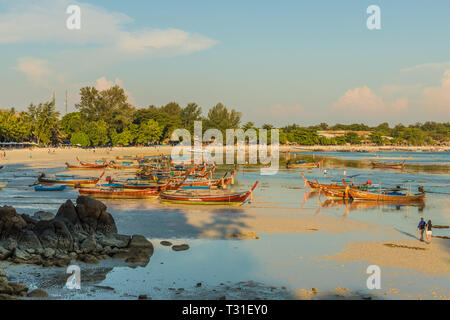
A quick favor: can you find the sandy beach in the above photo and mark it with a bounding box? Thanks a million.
[0,146,449,300]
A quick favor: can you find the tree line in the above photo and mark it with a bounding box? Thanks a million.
[0,85,448,147]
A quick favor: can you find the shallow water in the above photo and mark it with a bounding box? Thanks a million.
[0,153,449,300]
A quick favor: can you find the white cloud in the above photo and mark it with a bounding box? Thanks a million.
[332,86,408,121]
[0,0,217,57]
[14,57,55,88]
[422,70,450,117]
[401,61,450,73]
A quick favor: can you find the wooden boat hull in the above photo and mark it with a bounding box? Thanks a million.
[371,160,405,169]
[347,188,425,202]
[319,186,350,199]
[159,181,258,205]
[38,172,104,186]
[287,163,320,169]
[79,188,159,199]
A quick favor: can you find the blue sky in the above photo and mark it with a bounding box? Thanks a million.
[1,0,449,125]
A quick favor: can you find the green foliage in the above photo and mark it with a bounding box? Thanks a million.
[205,103,242,134]
[0,83,448,147]
[70,132,91,147]
[85,120,109,147]
[75,85,135,132]
[0,109,30,142]
[26,101,61,145]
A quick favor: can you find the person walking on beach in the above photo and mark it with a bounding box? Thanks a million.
[426,220,432,243]
[417,217,426,242]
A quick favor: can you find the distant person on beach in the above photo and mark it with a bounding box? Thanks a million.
[426,220,432,243]
[417,218,426,242]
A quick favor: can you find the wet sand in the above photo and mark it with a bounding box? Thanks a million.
[325,239,450,276]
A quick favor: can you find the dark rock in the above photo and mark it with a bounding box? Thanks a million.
[76,196,114,234]
[172,244,189,251]
[4,239,17,251]
[0,245,10,260]
[99,234,130,248]
[27,289,48,298]
[0,206,27,240]
[18,230,42,251]
[78,254,100,264]
[96,211,117,235]
[160,241,172,246]
[0,197,151,267]
[33,211,55,221]
[80,235,96,253]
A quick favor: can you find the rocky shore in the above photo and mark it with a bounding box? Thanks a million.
[0,196,154,299]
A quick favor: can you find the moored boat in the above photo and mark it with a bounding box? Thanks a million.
[34,184,67,192]
[159,181,259,205]
[342,179,425,202]
[66,157,108,170]
[371,160,406,169]
[79,188,159,199]
[287,160,322,169]
[38,171,105,186]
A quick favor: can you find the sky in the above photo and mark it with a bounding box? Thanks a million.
[0,0,449,126]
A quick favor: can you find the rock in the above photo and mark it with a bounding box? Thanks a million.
[18,230,42,251]
[160,241,172,246]
[96,211,117,235]
[0,245,10,260]
[0,197,152,268]
[13,248,31,261]
[172,244,189,252]
[99,234,130,249]
[27,289,48,298]
[0,207,27,240]
[8,282,28,295]
[79,254,99,264]
[114,235,153,264]
[80,235,97,253]
[43,248,56,258]
[76,196,118,234]
[33,211,55,221]
[4,239,17,251]
[196,282,202,287]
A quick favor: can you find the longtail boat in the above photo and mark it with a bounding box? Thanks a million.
[66,157,108,169]
[342,179,425,202]
[319,186,350,200]
[371,160,406,169]
[302,174,379,192]
[159,181,259,205]
[287,160,322,169]
[79,188,159,199]
[301,173,339,190]
[182,170,237,188]
[107,161,140,170]
[38,171,105,186]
